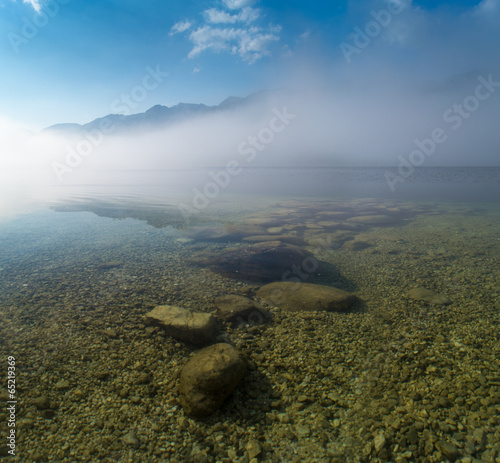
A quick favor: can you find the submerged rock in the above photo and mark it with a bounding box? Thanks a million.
[343,240,371,251]
[54,380,71,391]
[241,235,306,246]
[208,241,314,282]
[178,343,246,418]
[214,295,270,324]
[144,305,217,346]
[435,441,459,460]
[96,261,123,270]
[242,217,284,227]
[346,215,397,225]
[407,287,452,306]
[304,231,354,249]
[315,211,352,220]
[32,396,52,410]
[122,431,140,449]
[257,282,358,312]
[183,225,237,242]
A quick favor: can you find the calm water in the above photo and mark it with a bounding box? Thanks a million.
[0,167,499,462]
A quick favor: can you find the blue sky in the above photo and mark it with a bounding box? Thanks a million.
[1,0,498,129]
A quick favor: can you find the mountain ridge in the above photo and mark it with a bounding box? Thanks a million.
[44,89,293,135]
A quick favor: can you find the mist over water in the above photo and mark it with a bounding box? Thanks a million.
[2,0,500,221]
[2,165,499,228]
[1,73,500,222]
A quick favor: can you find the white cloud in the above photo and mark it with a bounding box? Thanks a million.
[222,0,255,10]
[204,7,259,24]
[171,0,279,64]
[188,25,280,63]
[192,66,201,73]
[474,0,499,15]
[4,0,45,12]
[169,20,192,36]
[23,0,43,12]
[281,44,293,59]
[235,26,280,61]
[298,30,310,42]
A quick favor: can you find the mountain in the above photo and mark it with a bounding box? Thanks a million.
[45,102,219,135]
[43,89,294,135]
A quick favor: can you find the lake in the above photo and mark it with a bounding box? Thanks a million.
[0,166,499,462]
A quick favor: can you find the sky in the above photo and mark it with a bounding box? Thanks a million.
[0,0,499,185]
[0,0,497,127]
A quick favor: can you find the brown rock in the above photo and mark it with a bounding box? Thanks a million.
[407,288,452,305]
[241,235,306,246]
[316,220,344,229]
[242,217,283,227]
[343,240,371,251]
[436,441,459,461]
[257,282,358,312]
[178,343,246,418]
[214,295,270,324]
[144,305,217,346]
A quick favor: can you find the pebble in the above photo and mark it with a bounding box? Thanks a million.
[32,396,51,410]
[278,413,291,424]
[436,441,459,460]
[104,328,118,339]
[2,198,499,463]
[55,380,71,390]
[246,440,262,460]
[122,431,140,449]
[374,432,387,453]
[295,424,311,439]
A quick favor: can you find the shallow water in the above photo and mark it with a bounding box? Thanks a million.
[0,167,499,462]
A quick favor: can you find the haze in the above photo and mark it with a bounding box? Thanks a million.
[1,0,499,215]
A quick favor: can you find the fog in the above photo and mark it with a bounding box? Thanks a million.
[2,74,499,180]
[1,0,499,217]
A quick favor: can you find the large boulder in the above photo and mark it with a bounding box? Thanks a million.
[214,295,270,324]
[178,343,247,418]
[257,282,358,312]
[208,241,314,282]
[144,305,217,346]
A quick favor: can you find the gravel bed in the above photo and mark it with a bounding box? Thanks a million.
[0,199,499,463]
